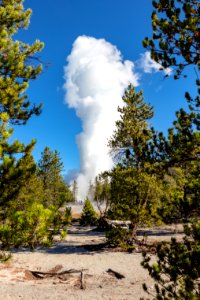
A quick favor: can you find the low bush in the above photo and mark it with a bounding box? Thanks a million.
[0,203,59,249]
[141,221,200,300]
[106,226,134,252]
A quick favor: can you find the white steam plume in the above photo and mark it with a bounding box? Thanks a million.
[64,36,139,200]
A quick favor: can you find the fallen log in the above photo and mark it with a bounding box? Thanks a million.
[105,219,131,226]
[106,268,125,279]
[104,219,131,229]
[30,268,88,279]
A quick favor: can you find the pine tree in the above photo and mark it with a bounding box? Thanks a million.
[142,0,200,220]
[0,0,44,207]
[38,147,73,208]
[80,198,98,226]
[108,166,162,237]
[11,154,43,210]
[0,154,60,249]
[141,1,200,297]
[108,84,154,168]
[108,85,161,237]
[143,0,200,79]
[143,0,200,128]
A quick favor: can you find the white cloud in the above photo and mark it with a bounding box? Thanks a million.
[139,51,172,76]
[64,36,139,200]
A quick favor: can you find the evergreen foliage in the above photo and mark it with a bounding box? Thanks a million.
[143,0,200,79]
[107,1,200,249]
[107,85,162,237]
[38,146,73,208]
[108,85,154,167]
[105,226,132,249]
[143,0,200,141]
[80,198,98,226]
[141,222,200,300]
[0,203,58,249]
[148,105,200,221]
[140,0,200,221]
[141,1,200,298]
[0,0,43,207]
[0,149,72,249]
[0,0,54,249]
[107,166,162,233]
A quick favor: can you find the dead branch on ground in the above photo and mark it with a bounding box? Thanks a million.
[107,268,125,279]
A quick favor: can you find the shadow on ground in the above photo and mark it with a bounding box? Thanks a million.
[9,225,184,255]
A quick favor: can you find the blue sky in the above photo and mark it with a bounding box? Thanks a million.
[13,0,195,175]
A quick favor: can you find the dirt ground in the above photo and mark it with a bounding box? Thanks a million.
[0,223,184,300]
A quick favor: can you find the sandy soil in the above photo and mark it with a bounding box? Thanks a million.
[0,224,184,300]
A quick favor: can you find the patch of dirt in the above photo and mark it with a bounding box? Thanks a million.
[24,270,37,281]
[0,223,185,299]
[48,265,63,273]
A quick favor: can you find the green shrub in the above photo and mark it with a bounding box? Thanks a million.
[106,226,134,250]
[80,198,98,226]
[63,207,72,225]
[141,221,200,300]
[60,228,67,240]
[0,203,58,249]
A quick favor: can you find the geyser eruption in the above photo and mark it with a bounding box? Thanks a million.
[64,36,138,200]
